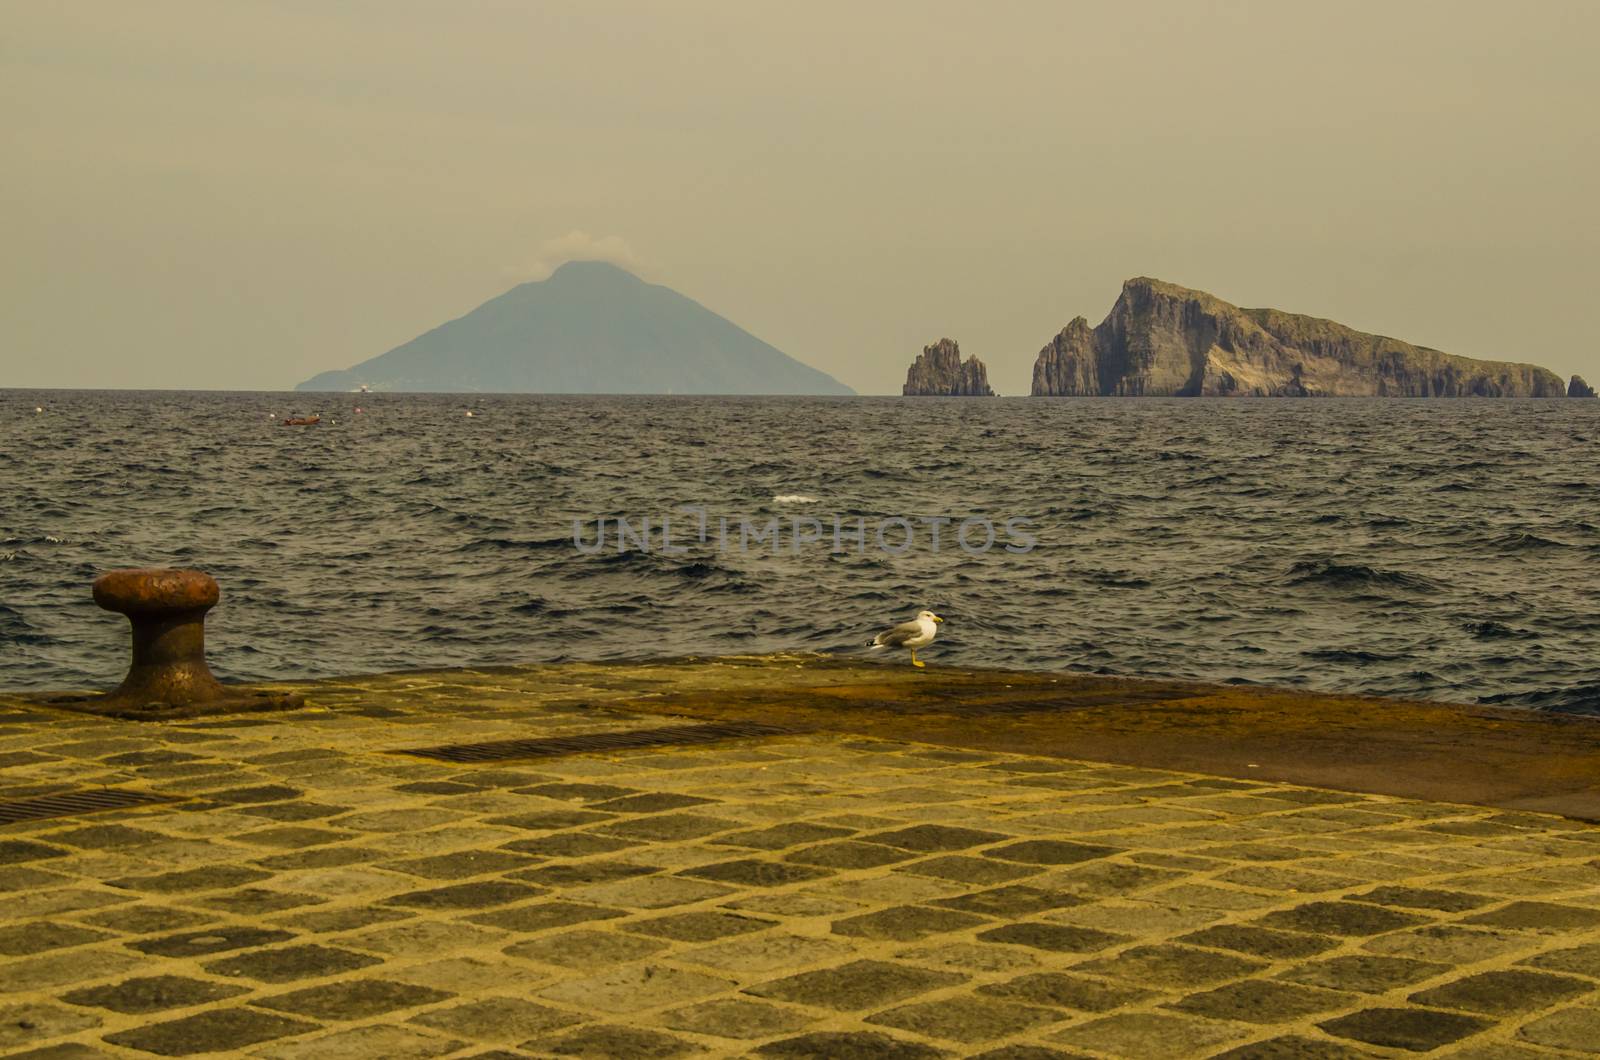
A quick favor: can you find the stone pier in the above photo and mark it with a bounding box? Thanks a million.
[1,656,1598,1057]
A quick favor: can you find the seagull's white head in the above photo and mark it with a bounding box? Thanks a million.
[918,610,945,624]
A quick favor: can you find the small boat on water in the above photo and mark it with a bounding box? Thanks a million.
[281,415,321,426]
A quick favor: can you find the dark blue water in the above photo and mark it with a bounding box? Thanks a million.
[3,390,1597,713]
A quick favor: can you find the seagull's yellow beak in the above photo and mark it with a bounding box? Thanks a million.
[931,614,944,623]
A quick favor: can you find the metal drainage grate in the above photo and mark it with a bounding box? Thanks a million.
[0,788,180,826]
[397,721,804,764]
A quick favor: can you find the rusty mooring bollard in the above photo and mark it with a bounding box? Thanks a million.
[54,567,304,719]
[93,568,228,706]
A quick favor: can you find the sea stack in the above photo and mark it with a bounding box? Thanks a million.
[902,338,995,396]
[1031,278,1567,398]
[1569,375,1596,398]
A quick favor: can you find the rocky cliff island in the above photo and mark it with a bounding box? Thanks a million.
[1570,375,1596,398]
[1032,278,1568,398]
[902,338,995,396]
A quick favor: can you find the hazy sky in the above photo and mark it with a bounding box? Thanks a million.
[5,1,1598,394]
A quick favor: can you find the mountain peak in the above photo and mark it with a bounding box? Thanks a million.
[546,259,640,282]
[297,266,852,395]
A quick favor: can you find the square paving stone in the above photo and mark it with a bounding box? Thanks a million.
[511,859,660,886]
[1463,900,1600,932]
[0,921,114,956]
[485,809,615,831]
[833,905,990,942]
[524,1024,704,1057]
[866,825,1011,852]
[978,972,1156,1012]
[383,880,544,910]
[0,1001,103,1052]
[901,855,1044,885]
[1051,1012,1248,1059]
[384,850,537,879]
[1408,969,1593,1015]
[348,919,507,957]
[538,963,734,1013]
[385,955,546,996]
[678,932,857,974]
[1074,944,1269,988]
[679,859,833,887]
[255,978,453,1020]
[1178,924,1340,959]
[597,814,740,841]
[663,998,815,1039]
[517,782,641,802]
[256,847,377,870]
[192,888,327,914]
[109,865,275,893]
[591,792,719,813]
[62,975,250,1014]
[131,926,296,957]
[755,1030,948,1058]
[238,802,349,822]
[785,841,917,869]
[0,865,66,890]
[250,1023,464,1060]
[468,899,628,933]
[0,840,68,864]
[103,1008,317,1056]
[1210,1037,1373,1060]
[977,922,1126,954]
[391,780,483,795]
[933,886,1084,918]
[278,907,411,933]
[46,824,166,849]
[1254,901,1430,936]
[1521,941,1600,977]
[1317,1007,1491,1051]
[232,827,354,849]
[1361,925,1534,964]
[895,941,1043,975]
[203,943,384,982]
[567,875,734,909]
[208,784,302,804]
[411,997,582,1042]
[987,840,1121,866]
[1277,955,1450,994]
[78,905,215,935]
[748,959,966,1011]
[1349,886,1495,912]
[1518,1006,1600,1052]
[629,910,775,941]
[870,996,1061,1044]
[1037,861,1180,897]
[712,822,856,850]
[501,833,639,857]
[1169,980,1354,1023]
[505,928,669,967]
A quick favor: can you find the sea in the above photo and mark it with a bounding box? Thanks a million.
[3,390,1597,714]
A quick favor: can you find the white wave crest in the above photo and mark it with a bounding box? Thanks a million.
[772,494,818,504]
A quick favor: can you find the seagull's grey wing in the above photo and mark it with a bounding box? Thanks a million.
[873,620,923,648]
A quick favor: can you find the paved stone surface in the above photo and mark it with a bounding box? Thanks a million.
[3,657,1600,1057]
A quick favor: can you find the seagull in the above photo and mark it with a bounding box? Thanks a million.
[869,610,944,668]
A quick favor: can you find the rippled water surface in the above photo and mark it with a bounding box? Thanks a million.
[3,391,1597,713]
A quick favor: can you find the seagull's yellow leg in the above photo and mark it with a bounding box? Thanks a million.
[911,649,925,668]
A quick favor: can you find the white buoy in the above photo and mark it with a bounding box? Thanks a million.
[35,407,43,414]
[466,410,475,418]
